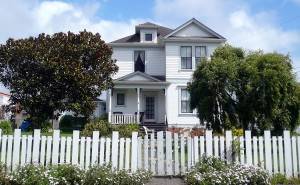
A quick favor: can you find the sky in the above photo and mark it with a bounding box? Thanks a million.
[0,0,300,94]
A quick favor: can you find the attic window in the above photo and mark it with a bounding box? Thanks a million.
[145,34,152,41]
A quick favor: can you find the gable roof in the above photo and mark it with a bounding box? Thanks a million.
[164,18,225,40]
[115,71,163,82]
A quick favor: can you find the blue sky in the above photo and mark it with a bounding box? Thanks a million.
[0,0,300,93]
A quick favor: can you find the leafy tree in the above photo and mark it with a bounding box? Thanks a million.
[188,44,300,135]
[0,31,118,129]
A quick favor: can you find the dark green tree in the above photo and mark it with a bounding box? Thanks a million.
[0,31,118,129]
[188,44,300,135]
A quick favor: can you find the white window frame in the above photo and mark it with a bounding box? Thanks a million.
[145,33,152,41]
[195,46,207,66]
[180,46,192,70]
[116,93,126,107]
[179,88,194,114]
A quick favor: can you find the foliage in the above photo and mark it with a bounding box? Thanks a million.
[81,119,140,138]
[114,123,140,138]
[188,44,300,135]
[48,164,85,185]
[0,31,118,129]
[190,127,205,137]
[0,163,152,185]
[99,113,108,121]
[40,121,52,133]
[11,164,51,185]
[0,121,13,135]
[270,173,300,185]
[83,165,152,185]
[59,115,88,132]
[185,155,270,185]
[232,127,243,137]
[81,119,112,137]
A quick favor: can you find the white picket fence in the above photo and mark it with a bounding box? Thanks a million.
[0,129,300,177]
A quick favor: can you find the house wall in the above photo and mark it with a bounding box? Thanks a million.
[166,79,199,127]
[165,42,220,79]
[110,88,165,123]
[111,47,165,79]
[173,23,212,37]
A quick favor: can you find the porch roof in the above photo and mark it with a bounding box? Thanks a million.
[113,71,170,88]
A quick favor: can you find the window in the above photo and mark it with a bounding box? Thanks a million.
[181,46,192,69]
[134,50,145,72]
[195,46,206,66]
[145,34,152,41]
[116,93,125,106]
[181,89,192,113]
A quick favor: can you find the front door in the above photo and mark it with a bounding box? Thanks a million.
[145,96,155,122]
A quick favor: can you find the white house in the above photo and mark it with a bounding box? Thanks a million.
[107,18,226,128]
[0,91,10,121]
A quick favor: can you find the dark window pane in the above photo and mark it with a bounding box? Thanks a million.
[145,34,152,41]
[134,50,145,72]
[117,94,125,105]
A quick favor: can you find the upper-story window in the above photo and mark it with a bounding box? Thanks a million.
[195,46,207,66]
[134,50,145,72]
[145,34,152,41]
[181,46,192,69]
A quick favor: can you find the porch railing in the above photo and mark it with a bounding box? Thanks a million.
[111,114,137,124]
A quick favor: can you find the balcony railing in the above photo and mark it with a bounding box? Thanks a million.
[111,114,137,124]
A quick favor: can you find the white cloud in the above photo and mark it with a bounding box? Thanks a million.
[292,0,300,5]
[0,0,145,43]
[154,0,300,54]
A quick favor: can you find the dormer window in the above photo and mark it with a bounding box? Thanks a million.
[145,34,152,41]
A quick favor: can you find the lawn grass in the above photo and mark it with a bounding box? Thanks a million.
[21,131,73,137]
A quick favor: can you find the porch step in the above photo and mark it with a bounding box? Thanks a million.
[139,123,167,135]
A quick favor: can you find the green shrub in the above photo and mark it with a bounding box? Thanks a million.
[49,164,85,184]
[59,115,87,132]
[7,163,151,185]
[185,155,270,185]
[83,164,152,185]
[81,119,112,137]
[41,121,52,133]
[114,123,140,138]
[0,121,13,135]
[99,113,108,121]
[270,173,300,185]
[11,164,51,185]
[82,120,140,138]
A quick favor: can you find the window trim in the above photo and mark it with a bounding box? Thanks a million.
[179,88,193,114]
[145,34,152,41]
[180,46,192,70]
[195,46,207,66]
[116,93,126,107]
[134,50,146,73]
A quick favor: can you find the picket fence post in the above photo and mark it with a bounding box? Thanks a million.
[2,129,300,177]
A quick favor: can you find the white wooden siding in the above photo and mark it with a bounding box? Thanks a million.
[166,81,199,127]
[112,89,137,114]
[140,29,158,43]
[173,23,212,37]
[165,42,220,79]
[111,47,165,79]
[111,89,165,123]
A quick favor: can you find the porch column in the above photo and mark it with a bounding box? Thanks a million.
[108,89,112,123]
[164,88,168,126]
[137,88,140,124]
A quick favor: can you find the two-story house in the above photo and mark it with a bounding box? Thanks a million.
[107,18,226,128]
